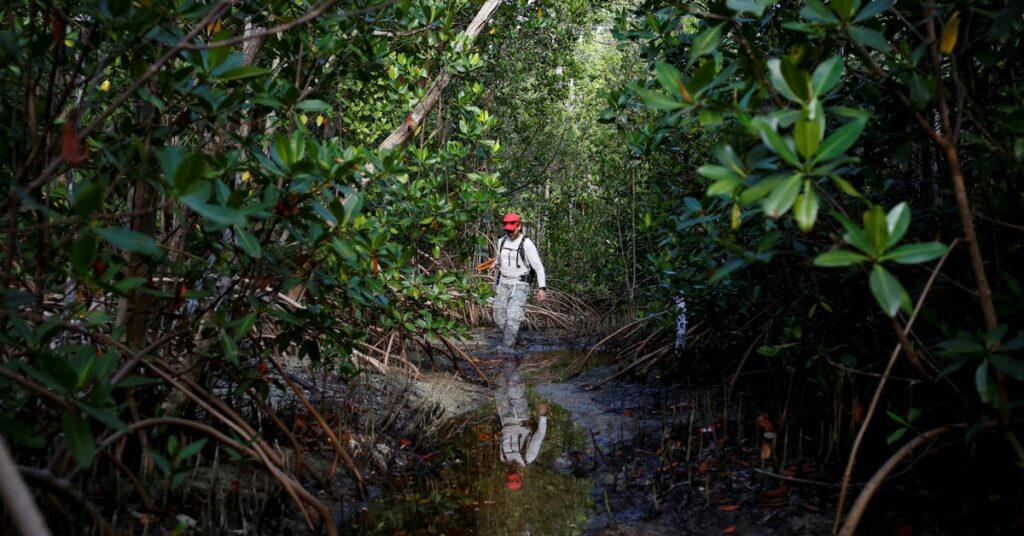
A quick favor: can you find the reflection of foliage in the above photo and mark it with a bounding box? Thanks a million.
[353,398,591,535]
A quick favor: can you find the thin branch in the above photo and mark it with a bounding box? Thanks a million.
[833,239,960,531]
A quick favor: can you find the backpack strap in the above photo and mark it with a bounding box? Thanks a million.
[518,237,531,269]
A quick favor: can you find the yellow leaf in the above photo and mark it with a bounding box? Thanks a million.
[939,12,960,55]
[537,8,543,18]
[299,114,308,125]
[64,38,73,48]
[241,171,251,182]
[731,203,741,230]
[316,115,325,127]
[99,79,111,92]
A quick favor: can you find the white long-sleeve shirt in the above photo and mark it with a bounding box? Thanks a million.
[497,234,547,288]
[499,416,547,466]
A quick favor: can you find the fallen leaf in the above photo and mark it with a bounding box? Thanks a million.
[895,526,915,536]
[718,503,741,512]
[760,441,773,460]
[756,414,774,432]
[853,403,864,425]
[623,409,634,417]
[723,525,737,534]
[762,484,788,498]
[399,437,411,447]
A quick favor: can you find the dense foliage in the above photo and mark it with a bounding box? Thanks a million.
[594,0,1024,531]
[0,0,566,532]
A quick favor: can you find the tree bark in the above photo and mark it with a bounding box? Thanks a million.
[365,0,504,180]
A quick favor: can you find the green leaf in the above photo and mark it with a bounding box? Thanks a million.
[869,264,904,317]
[295,99,332,113]
[990,355,1024,381]
[813,118,866,163]
[863,205,889,257]
[221,333,239,365]
[714,145,745,176]
[95,228,162,257]
[882,242,948,264]
[780,59,812,102]
[795,118,821,159]
[848,25,892,53]
[71,235,96,274]
[234,227,262,258]
[762,173,803,218]
[886,427,907,445]
[800,0,840,24]
[697,165,741,182]
[726,0,775,17]
[707,176,743,197]
[814,250,869,267]
[184,201,246,227]
[61,411,95,467]
[655,61,686,100]
[116,375,162,388]
[793,181,820,232]
[710,258,745,284]
[636,88,685,111]
[739,176,782,206]
[854,0,895,23]
[885,202,910,246]
[215,66,270,81]
[0,417,44,448]
[175,438,208,463]
[975,361,997,405]
[754,119,801,166]
[811,56,844,97]
[342,193,362,226]
[767,59,802,103]
[72,181,103,217]
[77,403,130,433]
[690,24,723,61]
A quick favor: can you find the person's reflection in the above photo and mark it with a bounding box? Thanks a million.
[495,360,547,490]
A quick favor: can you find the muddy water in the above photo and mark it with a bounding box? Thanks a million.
[342,364,593,534]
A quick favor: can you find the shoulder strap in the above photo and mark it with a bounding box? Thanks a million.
[518,237,531,268]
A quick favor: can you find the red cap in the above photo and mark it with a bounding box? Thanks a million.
[502,212,521,232]
[505,472,523,490]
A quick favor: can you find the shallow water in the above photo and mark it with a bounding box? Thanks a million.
[341,387,593,535]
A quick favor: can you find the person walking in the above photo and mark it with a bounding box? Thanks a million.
[492,212,546,351]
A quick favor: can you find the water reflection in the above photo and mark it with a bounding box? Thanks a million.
[345,353,591,535]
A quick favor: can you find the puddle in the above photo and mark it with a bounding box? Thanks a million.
[343,356,594,535]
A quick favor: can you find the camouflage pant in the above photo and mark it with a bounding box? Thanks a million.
[495,362,528,426]
[493,281,529,347]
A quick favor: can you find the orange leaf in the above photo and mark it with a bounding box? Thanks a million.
[762,484,788,498]
[718,503,741,512]
[755,414,773,432]
[399,437,412,447]
[61,122,88,167]
[896,526,915,536]
[760,441,773,460]
[852,403,864,425]
[722,525,737,534]
[697,462,710,473]
[623,409,634,417]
